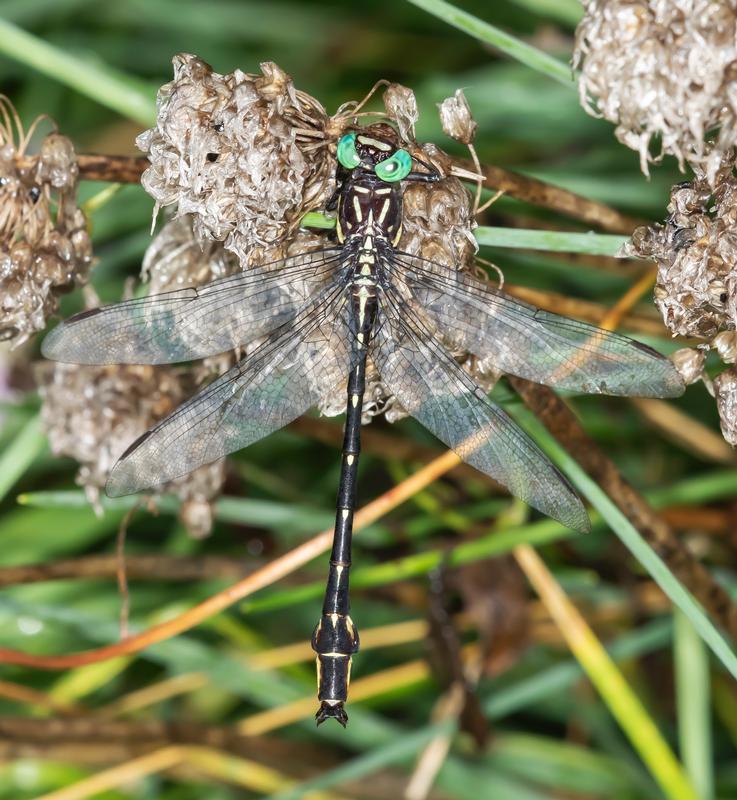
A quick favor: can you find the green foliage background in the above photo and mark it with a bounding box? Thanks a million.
[0,1,735,799]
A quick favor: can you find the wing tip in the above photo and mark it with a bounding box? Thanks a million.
[105,430,154,497]
[40,326,62,361]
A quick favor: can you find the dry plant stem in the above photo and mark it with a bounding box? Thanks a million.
[0,680,83,716]
[0,450,462,669]
[404,683,465,800]
[33,746,184,800]
[0,554,261,587]
[0,717,328,762]
[15,153,149,183]
[509,376,737,642]
[505,284,667,338]
[14,152,639,236]
[598,268,657,329]
[116,507,135,640]
[632,398,737,466]
[452,156,643,234]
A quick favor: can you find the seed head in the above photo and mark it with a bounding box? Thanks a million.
[438,89,478,145]
[574,1,737,178]
[0,101,92,346]
[36,355,225,537]
[624,162,737,340]
[714,367,737,446]
[137,55,333,264]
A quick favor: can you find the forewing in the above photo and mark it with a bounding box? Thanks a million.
[106,284,352,496]
[390,250,684,398]
[42,247,345,365]
[372,288,590,532]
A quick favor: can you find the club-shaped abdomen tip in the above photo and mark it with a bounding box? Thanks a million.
[315,700,348,727]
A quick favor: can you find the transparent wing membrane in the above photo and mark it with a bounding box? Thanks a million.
[372,287,590,533]
[390,250,684,399]
[106,285,353,496]
[42,247,345,365]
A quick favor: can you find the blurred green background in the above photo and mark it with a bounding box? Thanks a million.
[1,1,735,799]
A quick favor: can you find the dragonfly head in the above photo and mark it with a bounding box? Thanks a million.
[337,123,412,183]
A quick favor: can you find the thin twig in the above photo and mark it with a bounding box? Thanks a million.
[452,156,644,234]
[504,283,668,338]
[14,150,642,239]
[0,554,262,588]
[0,680,83,717]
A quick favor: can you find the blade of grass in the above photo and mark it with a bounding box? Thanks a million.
[475,226,629,256]
[514,543,698,800]
[0,17,156,124]
[406,0,573,86]
[0,413,45,504]
[18,491,336,535]
[302,213,630,255]
[675,609,714,799]
[513,407,737,682]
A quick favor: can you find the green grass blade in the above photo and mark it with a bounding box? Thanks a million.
[475,226,629,256]
[406,0,573,86]
[675,609,714,799]
[0,17,156,124]
[17,491,336,535]
[0,413,46,504]
[513,407,737,682]
[302,213,629,256]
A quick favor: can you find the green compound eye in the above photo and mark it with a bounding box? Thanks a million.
[337,133,361,169]
[375,149,412,182]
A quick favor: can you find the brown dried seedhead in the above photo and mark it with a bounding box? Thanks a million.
[574,1,737,179]
[624,156,737,444]
[36,353,225,539]
[714,367,737,446]
[624,161,737,341]
[0,100,92,346]
[137,55,334,264]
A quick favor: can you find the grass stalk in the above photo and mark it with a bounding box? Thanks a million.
[675,609,714,799]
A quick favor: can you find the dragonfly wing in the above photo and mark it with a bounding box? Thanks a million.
[372,287,590,533]
[42,247,346,365]
[391,250,684,399]
[106,285,352,496]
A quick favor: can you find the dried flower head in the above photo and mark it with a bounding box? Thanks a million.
[36,356,225,538]
[714,367,737,446]
[438,89,478,145]
[574,1,737,178]
[624,162,737,340]
[670,347,707,385]
[0,100,92,346]
[142,214,239,294]
[383,83,419,144]
[137,55,333,264]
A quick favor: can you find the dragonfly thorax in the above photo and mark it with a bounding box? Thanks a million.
[335,173,403,247]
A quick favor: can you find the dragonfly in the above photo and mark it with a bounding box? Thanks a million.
[43,122,685,726]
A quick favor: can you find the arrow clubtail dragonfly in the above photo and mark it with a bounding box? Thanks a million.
[43,123,684,726]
